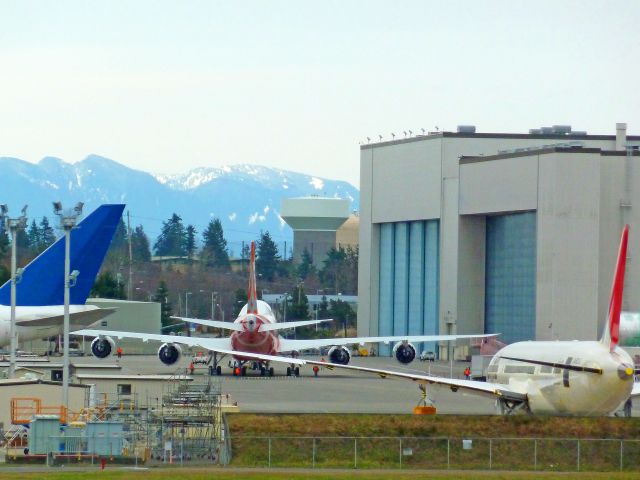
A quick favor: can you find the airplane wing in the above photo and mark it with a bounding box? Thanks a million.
[260,319,333,332]
[303,359,527,403]
[170,317,244,332]
[16,308,116,327]
[72,328,311,365]
[279,333,498,352]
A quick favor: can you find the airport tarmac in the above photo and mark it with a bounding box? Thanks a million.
[78,353,498,415]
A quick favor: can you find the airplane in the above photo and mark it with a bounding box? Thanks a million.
[74,242,496,376]
[285,225,640,416]
[0,204,125,348]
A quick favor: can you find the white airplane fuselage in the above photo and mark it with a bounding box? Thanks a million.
[488,341,634,416]
[0,305,101,346]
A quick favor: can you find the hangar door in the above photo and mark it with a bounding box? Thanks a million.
[378,220,439,356]
[485,212,537,343]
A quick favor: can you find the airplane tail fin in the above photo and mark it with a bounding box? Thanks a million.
[601,224,629,352]
[246,241,258,314]
[0,204,125,306]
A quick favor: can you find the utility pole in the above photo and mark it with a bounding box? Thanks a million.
[127,210,133,300]
[53,201,83,409]
[1,205,27,379]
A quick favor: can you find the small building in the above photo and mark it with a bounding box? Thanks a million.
[0,379,89,431]
[74,374,193,403]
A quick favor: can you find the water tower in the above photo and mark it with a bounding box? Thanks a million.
[280,197,350,266]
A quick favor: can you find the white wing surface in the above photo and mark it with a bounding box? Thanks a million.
[279,333,498,352]
[302,359,528,402]
[170,317,244,332]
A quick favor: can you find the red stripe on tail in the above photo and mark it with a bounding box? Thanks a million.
[247,241,258,314]
[603,225,629,352]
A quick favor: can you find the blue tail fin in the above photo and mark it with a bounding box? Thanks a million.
[0,204,125,306]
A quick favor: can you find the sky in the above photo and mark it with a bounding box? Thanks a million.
[1,1,639,188]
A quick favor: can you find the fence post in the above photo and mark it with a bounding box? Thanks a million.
[447,438,450,469]
[312,437,316,469]
[399,438,402,469]
[489,439,492,470]
[354,438,357,469]
[534,439,537,471]
[620,440,624,472]
[577,439,580,472]
[268,437,271,468]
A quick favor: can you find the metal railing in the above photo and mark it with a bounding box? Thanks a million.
[229,436,640,472]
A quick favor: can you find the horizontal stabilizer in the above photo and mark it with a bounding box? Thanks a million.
[16,308,116,328]
[260,319,334,332]
[500,356,603,374]
[170,316,244,332]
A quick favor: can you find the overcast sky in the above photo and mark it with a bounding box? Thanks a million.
[1,1,639,187]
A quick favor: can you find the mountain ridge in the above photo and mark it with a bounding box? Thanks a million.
[0,155,359,251]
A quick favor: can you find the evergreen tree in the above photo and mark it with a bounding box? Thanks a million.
[27,220,41,254]
[329,299,356,334]
[287,284,310,320]
[297,248,316,280]
[39,217,56,250]
[202,218,230,269]
[154,213,187,256]
[90,271,126,299]
[0,224,9,259]
[131,225,151,262]
[153,280,177,331]
[185,224,197,261]
[105,217,128,266]
[317,295,330,319]
[256,231,280,281]
[320,247,347,293]
[233,288,248,317]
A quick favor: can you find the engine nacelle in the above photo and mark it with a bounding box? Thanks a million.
[393,341,416,364]
[328,345,351,365]
[158,343,182,366]
[91,336,115,358]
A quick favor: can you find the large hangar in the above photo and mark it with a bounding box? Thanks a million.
[358,124,640,357]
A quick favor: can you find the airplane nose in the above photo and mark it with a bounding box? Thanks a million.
[617,364,634,380]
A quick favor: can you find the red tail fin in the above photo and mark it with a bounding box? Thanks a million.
[246,241,258,314]
[601,225,629,352]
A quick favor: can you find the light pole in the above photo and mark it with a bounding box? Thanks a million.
[1,205,27,379]
[53,201,83,409]
[185,291,192,336]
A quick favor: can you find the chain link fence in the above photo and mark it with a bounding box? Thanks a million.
[230,436,640,472]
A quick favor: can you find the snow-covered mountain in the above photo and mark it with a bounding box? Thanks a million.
[0,155,359,252]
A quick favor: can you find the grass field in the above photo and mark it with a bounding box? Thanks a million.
[1,469,640,480]
[227,413,640,438]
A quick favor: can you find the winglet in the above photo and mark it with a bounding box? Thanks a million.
[246,241,258,314]
[601,225,629,352]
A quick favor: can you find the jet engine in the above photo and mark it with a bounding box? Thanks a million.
[393,341,416,364]
[91,336,115,359]
[328,345,351,365]
[158,343,182,366]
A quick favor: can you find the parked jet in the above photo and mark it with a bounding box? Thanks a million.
[75,242,495,376]
[0,204,125,347]
[292,225,640,416]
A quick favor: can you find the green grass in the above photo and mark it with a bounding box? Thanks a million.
[1,469,640,480]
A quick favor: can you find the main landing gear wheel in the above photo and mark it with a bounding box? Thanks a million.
[260,366,266,376]
[294,367,300,377]
[241,366,247,376]
[286,367,292,376]
[216,365,222,376]
[269,367,274,377]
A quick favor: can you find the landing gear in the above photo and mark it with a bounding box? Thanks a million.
[294,367,300,377]
[241,366,247,376]
[268,367,274,377]
[209,351,224,376]
[216,365,221,376]
[287,366,300,377]
[260,366,266,376]
[496,398,530,415]
[286,367,292,376]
